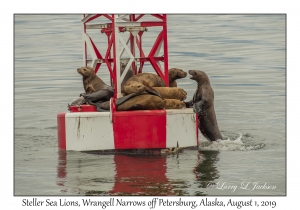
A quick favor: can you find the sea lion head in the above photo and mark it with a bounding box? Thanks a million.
[123,81,147,95]
[169,68,187,80]
[77,66,95,77]
[188,70,210,84]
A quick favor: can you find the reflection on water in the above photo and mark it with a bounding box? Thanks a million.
[110,155,171,196]
[57,152,173,195]
[56,150,223,196]
[194,151,220,190]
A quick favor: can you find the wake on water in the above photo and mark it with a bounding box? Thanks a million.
[198,132,265,151]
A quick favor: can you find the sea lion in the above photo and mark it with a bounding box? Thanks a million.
[72,66,115,110]
[168,68,187,87]
[152,87,187,101]
[164,99,185,109]
[77,66,107,94]
[187,70,223,141]
[69,86,114,112]
[117,94,165,111]
[91,95,184,111]
[80,85,114,103]
[123,72,166,95]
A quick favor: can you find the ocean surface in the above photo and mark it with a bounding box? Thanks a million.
[14,14,286,196]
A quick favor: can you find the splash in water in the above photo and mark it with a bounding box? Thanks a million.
[198,132,265,151]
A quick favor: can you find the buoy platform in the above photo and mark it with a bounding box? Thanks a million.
[58,108,197,151]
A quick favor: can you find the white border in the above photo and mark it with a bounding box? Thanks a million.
[9,1,296,209]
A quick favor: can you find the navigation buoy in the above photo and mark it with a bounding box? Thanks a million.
[57,14,198,151]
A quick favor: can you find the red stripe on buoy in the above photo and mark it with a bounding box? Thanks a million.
[69,104,97,112]
[110,155,173,194]
[57,112,66,150]
[113,110,167,149]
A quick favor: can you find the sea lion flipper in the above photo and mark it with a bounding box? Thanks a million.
[184,99,193,108]
[86,100,110,112]
[83,87,114,103]
[116,93,140,106]
[145,86,163,99]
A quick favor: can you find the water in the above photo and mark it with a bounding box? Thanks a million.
[14,14,285,196]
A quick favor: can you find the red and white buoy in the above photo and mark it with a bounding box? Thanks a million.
[57,14,198,151]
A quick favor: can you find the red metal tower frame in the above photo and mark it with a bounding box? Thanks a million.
[82,14,169,99]
[57,14,198,151]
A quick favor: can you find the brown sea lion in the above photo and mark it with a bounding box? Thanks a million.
[117,94,165,111]
[70,66,114,109]
[85,93,184,111]
[168,68,187,87]
[187,70,223,141]
[77,66,107,94]
[123,72,166,95]
[69,86,114,111]
[164,99,185,109]
[84,91,164,112]
[152,87,187,101]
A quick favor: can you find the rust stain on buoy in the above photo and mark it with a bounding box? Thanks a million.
[77,117,81,137]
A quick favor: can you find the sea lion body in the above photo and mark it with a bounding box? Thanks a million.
[168,68,187,87]
[152,87,187,101]
[77,66,107,94]
[117,94,164,111]
[90,93,183,111]
[188,70,223,141]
